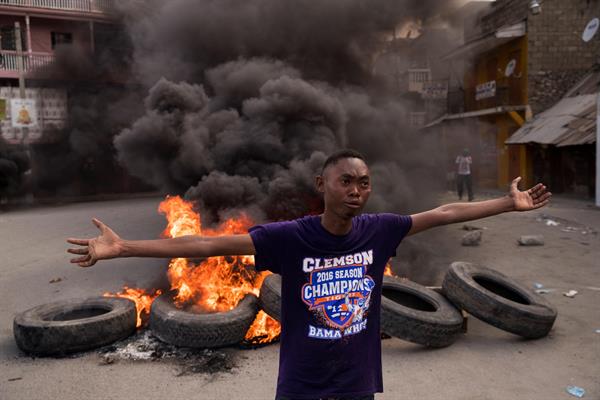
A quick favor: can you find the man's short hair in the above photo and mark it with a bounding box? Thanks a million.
[321,149,367,174]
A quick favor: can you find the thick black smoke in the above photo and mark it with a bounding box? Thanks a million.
[111,0,446,223]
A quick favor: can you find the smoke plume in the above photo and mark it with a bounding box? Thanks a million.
[107,0,449,223]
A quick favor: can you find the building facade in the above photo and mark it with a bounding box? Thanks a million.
[0,0,117,144]
[430,0,599,193]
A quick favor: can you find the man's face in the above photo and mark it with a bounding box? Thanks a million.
[316,157,371,219]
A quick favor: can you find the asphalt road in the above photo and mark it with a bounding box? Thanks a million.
[1,194,599,399]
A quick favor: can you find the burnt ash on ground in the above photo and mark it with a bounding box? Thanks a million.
[97,330,237,376]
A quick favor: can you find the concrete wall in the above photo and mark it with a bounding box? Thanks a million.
[527,0,600,113]
[0,86,67,144]
[469,0,600,114]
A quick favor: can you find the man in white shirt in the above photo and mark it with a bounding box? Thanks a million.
[456,148,473,201]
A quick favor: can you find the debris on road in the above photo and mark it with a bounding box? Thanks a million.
[461,230,482,246]
[535,289,554,294]
[533,283,544,289]
[563,290,578,298]
[48,278,62,284]
[536,214,597,235]
[98,330,236,375]
[7,377,23,382]
[536,214,560,225]
[518,235,545,246]
[594,329,600,334]
[566,385,585,398]
[462,224,483,231]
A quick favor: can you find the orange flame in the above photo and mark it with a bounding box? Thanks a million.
[244,310,281,344]
[159,195,280,342]
[104,286,162,328]
[104,195,281,344]
[384,262,394,276]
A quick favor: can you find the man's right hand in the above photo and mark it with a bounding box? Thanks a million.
[67,218,123,267]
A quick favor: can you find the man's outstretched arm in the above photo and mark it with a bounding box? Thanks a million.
[408,177,551,236]
[67,218,255,268]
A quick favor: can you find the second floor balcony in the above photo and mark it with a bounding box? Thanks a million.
[0,0,116,17]
[0,50,53,78]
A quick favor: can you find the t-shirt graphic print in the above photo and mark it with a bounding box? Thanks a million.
[302,251,375,339]
[249,213,412,399]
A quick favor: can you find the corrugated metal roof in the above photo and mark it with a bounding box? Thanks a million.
[505,94,597,146]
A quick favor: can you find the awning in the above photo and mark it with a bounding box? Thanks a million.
[441,21,526,61]
[505,94,597,146]
[424,105,528,128]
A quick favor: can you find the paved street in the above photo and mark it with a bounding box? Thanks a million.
[1,194,599,400]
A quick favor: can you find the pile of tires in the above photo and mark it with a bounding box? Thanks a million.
[380,261,557,347]
[13,262,557,355]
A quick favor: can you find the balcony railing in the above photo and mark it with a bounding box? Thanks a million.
[0,50,54,73]
[408,69,431,93]
[0,0,115,14]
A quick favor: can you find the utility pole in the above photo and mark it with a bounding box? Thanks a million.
[592,38,600,206]
[15,21,28,145]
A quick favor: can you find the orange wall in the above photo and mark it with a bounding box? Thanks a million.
[464,36,532,189]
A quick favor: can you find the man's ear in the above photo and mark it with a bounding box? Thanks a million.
[315,175,325,194]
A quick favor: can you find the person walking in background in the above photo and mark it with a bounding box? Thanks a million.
[456,148,473,201]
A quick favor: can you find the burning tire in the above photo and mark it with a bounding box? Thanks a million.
[13,297,137,356]
[258,273,281,322]
[442,262,557,339]
[380,277,464,348]
[149,293,259,348]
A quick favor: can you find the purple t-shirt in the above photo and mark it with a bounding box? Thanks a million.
[249,213,412,399]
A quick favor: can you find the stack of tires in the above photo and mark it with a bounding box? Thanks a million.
[13,262,557,356]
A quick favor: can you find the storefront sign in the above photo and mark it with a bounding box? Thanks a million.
[422,81,448,100]
[475,80,496,101]
[10,98,37,128]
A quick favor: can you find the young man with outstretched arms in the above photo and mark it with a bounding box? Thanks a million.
[68,149,550,400]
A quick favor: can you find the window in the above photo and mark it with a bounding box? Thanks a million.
[51,32,73,49]
[0,25,27,51]
[409,112,426,127]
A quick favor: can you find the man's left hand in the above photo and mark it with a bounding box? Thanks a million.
[510,177,552,211]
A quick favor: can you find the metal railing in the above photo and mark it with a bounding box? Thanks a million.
[0,50,54,72]
[0,0,115,14]
[408,69,431,93]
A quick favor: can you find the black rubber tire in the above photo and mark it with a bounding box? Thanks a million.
[149,293,259,348]
[13,297,137,356]
[258,274,281,322]
[442,261,557,339]
[380,277,464,348]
